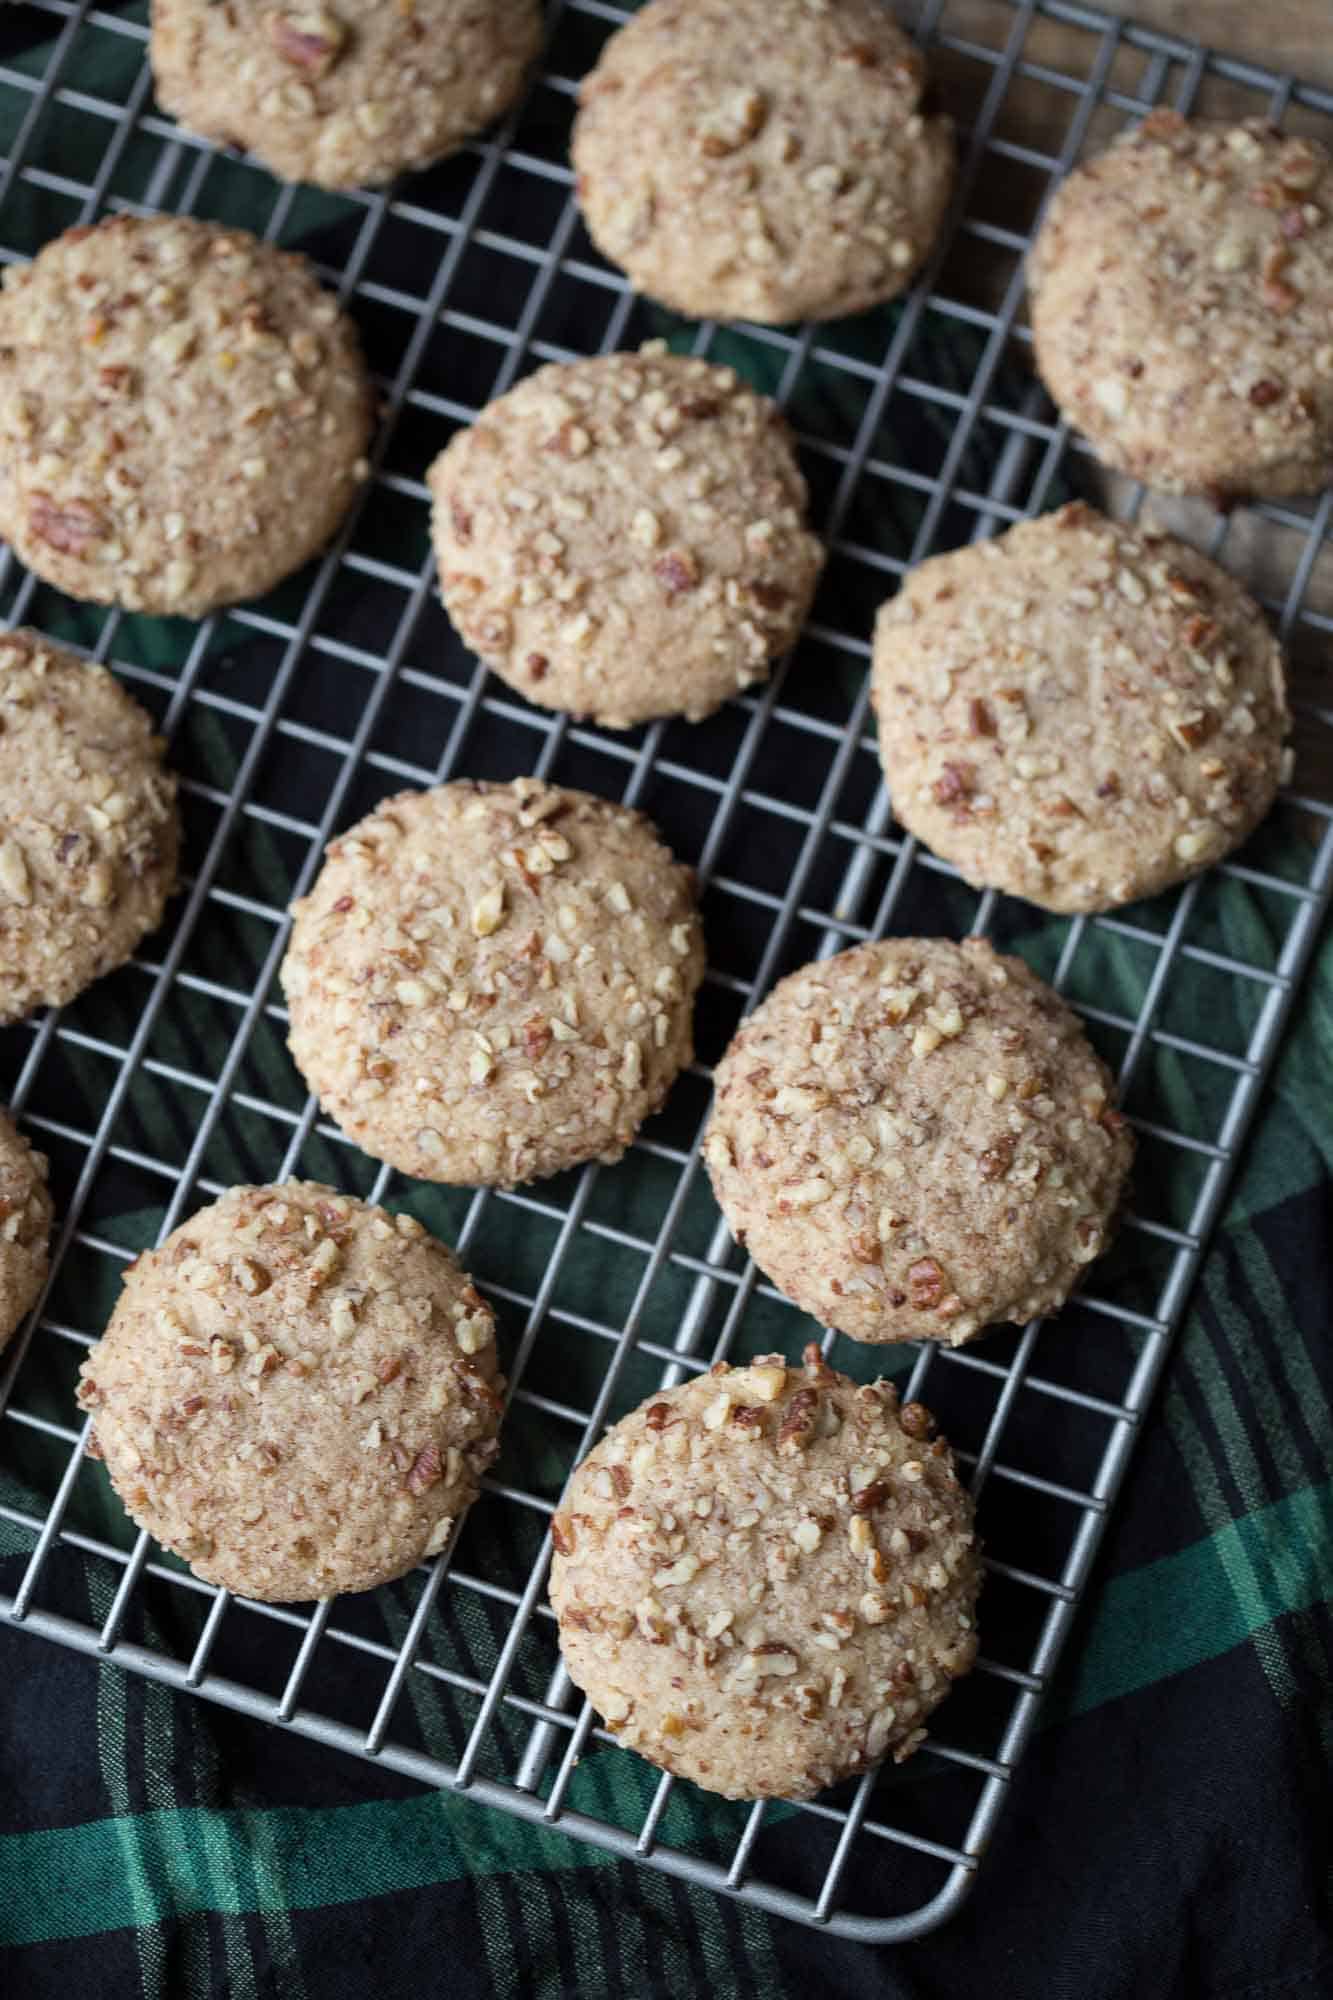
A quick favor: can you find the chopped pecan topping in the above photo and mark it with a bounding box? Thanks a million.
[978,1136,1016,1182]
[654,549,700,596]
[28,491,106,555]
[405,1443,443,1494]
[851,1479,890,1513]
[777,1387,819,1453]
[551,1512,575,1556]
[932,760,975,806]
[898,1401,935,1441]
[266,7,346,76]
[906,1256,946,1309]
[644,1401,672,1430]
[523,1014,552,1060]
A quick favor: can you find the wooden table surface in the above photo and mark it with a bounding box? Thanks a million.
[1102,3,1333,90]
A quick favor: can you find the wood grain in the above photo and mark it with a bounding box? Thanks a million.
[1098,2,1333,91]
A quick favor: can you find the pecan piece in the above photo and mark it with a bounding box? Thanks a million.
[266,7,347,76]
[28,491,106,556]
[777,1387,819,1453]
[978,1136,1016,1182]
[654,549,700,596]
[932,760,975,807]
[906,1256,946,1310]
[405,1444,442,1493]
[551,1512,575,1556]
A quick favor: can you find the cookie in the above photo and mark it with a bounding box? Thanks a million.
[151,0,542,191]
[0,628,178,1025]
[429,346,823,728]
[76,1182,503,1601]
[281,778,705,1187]
[872,503,1288,914]
[550,1345,980,1800]
[571,0,953,325]
[704,937,1133,1347]
[0,1112,53,1352]
[1028,113,1333,500]
[0,214,373,616]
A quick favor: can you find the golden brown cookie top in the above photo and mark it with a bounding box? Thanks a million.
[872,503,1288,914]
[282,778,706,1187]
[78,1182,504,1602]
[705,936,1134,1346]
[0,214,373,614]
[430,348,823,727]
[151,0,542,191]
[0,629,178,1025]
[1029,113,1333,500]
[551,1348,980,1801]
[573,0,953,324]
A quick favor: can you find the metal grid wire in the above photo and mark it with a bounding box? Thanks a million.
[1,0,1332,1944]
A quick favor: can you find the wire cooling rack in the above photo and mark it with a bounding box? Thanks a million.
[1,0,1331,1946]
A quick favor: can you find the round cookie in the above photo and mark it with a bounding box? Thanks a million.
[76,1181,503,1601]
[281,777,705,1187]
[0,214,373,616]
[151,0,543,192]
[872,503,1288,914]
[429,347,823,728]
[704,937,1133,1347]
[0,1111,53,1352]
[0,628,178,1025]
[550,1346,980,1800]
[571,0,953,326]
[1028,112,1333,500]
